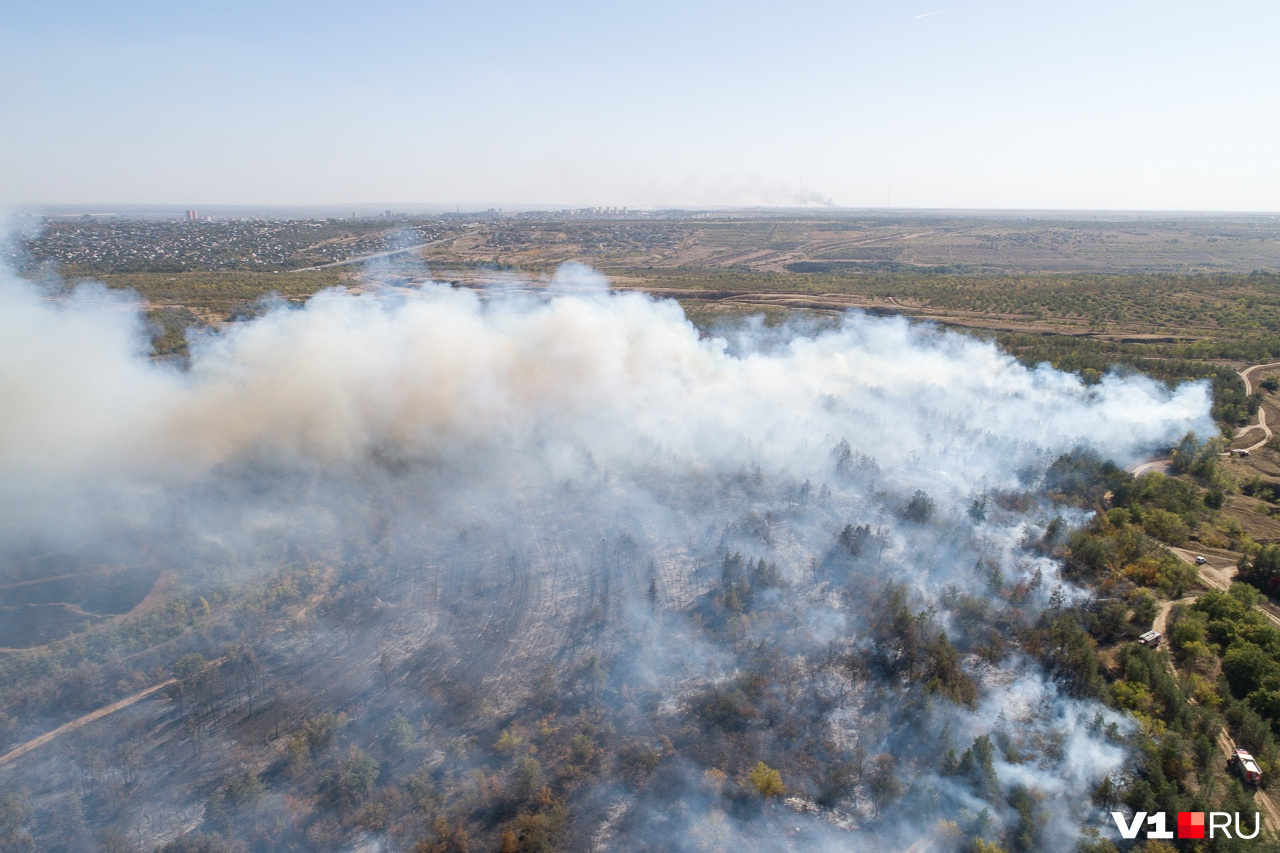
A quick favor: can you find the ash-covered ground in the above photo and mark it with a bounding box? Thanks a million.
[0,263,1213,852]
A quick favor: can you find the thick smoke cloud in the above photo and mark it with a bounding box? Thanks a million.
[0,262,1212,849]
[0,265,1208,541]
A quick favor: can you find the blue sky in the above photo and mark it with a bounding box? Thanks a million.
[2,0,1276,210]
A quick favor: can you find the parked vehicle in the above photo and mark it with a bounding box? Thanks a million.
[1138,630,1162,647]
[1195,555,1207,565]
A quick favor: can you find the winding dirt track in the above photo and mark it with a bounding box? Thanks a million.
[1128,459,1171,476]
[1236,410,1272,453]
[1164,548,1280,835]
[1236,361,1280,452]
[1239,362,1280,396]
[1119,368,1280,839]
[1134,361,1280,473]
[1153,596,1196,636]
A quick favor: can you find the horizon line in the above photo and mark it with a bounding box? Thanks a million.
[10,203,1280,218]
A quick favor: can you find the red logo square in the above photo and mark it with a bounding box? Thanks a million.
[1178,811,1205,839]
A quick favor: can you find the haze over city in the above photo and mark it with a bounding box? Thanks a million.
[2,0,1277,211]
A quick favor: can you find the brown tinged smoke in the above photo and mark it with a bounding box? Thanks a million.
[0,262,1214,851]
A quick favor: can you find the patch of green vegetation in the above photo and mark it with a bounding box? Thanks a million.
[96,270,345,313]
[1030,447,1280,852]
[146,306,206,359]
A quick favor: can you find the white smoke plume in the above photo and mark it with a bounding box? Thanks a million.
[0,261,1212,849]
[0,265,1207,535]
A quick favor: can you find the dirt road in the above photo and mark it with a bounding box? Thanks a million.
[1128,458,1171,476]
[1153,596,1197,636]
[1148,577,1280,836]
[0,642,226,772]
[1235,361,1280,452]
[1169,547,1236,591]
[1235,408,1271,453]
[1216,729,1280,837]
[1168,547,1280,630]
[0,573,77,592]
[1239,362,1280,396]
[1161,473,1280,838]
[0,678,176,771]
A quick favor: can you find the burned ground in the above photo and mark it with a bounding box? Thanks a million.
[0,263,1229,852]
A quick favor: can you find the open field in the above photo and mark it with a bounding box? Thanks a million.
[36,213,1274,358]
[419,213,1280,277]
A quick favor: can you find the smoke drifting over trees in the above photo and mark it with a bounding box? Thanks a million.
[0,263,1214,850]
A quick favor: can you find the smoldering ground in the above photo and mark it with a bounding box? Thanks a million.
[0,262,1213,851]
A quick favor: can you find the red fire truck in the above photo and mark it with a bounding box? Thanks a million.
[1233,748,1263,785]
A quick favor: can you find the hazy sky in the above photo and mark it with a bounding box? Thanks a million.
[2,0,1276,211]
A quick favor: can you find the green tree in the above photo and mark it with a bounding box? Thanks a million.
[1223,642,1280,699]
[1139,509,1188,545]
[515,756,543,801]
[748,761,785,797]
[968,498,988,523]
[320,747,380,812]
[903,490,935,524]
[955,735,999,799]
[384,713,416,754]
[1240,543,1280,596]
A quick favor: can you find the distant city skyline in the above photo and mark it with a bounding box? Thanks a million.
[2,0,1277,212]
